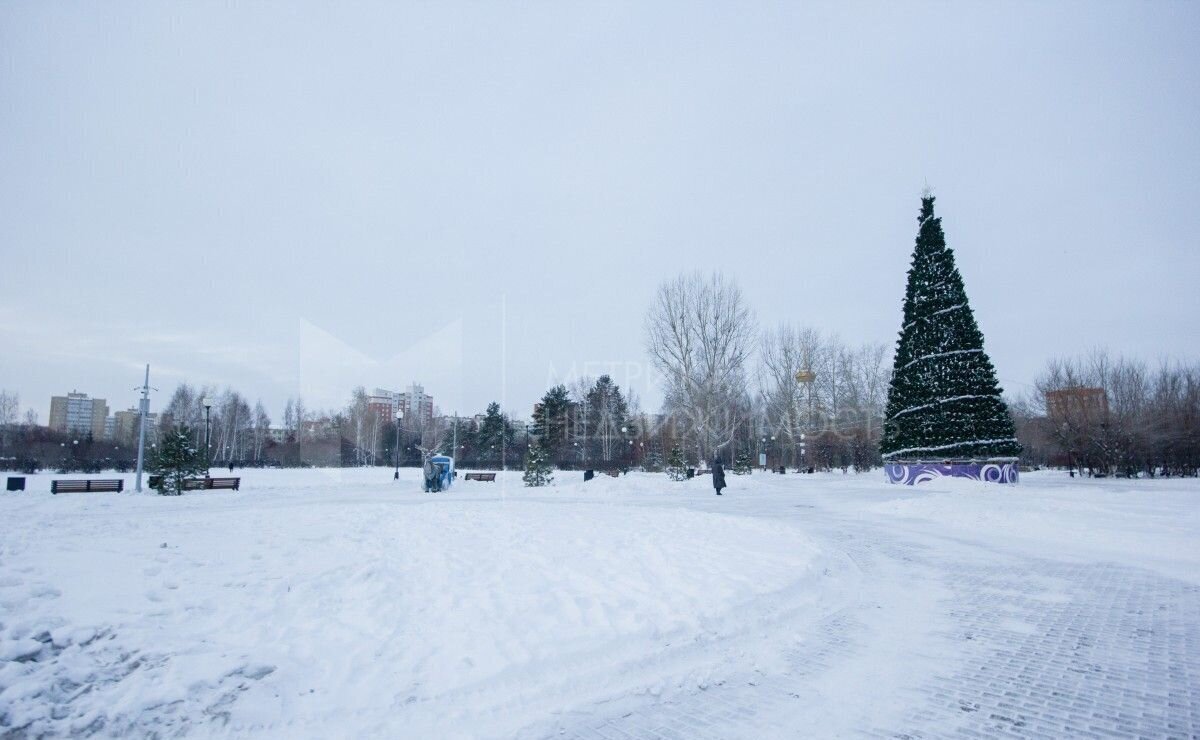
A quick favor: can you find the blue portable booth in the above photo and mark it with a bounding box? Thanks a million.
[424,455,454,492]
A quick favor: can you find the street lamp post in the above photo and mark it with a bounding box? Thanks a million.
[134,364,153,492]
[395,410,404,480]
[201,397,212,472]
[795,368,816,472]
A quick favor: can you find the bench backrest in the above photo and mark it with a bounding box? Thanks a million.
[52,479,124,494]
[177,477,241,491]
[465,472,496,481]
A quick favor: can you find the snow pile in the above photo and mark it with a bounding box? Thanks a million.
[0,473,826,737]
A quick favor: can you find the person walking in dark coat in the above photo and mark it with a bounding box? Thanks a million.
[712,458,726,495]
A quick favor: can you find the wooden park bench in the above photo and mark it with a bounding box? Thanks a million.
[51,479,124,494]
[604,470,620,478]
[464,472,497,482]
[180,477,242,491]
[696,468,711,475]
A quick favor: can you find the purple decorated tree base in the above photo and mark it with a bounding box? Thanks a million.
[885,461,1019,485]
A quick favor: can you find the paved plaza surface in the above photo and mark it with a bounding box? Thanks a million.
[552,475,1200,739]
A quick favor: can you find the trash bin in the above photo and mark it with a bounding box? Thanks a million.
[584,469,594,481]
[686,468,696,479]
[6,477,25,491]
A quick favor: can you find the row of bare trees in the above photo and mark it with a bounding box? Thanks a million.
[645,271,891,470]
[1012,351,1200,476]
[758,328,890,471]
[160,384,273,464]
[160,385,458,468]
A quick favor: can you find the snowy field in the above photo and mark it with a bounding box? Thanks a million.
[1,469,1198,738]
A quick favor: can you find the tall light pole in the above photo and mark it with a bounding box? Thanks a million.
[795,368,816,472]
[202,396,212,472]
[395,409,404,479]
[134,364,154,492]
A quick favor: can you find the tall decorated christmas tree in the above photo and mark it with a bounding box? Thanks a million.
[881,194,1021,484]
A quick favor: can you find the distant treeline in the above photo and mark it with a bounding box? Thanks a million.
[1012,350,1200,476]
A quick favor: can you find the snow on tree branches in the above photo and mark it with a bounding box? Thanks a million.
[523,439,554,487]
[150,426,207,495]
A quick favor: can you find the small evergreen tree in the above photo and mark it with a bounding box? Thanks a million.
[150,426,207,495]
[665,445,688,481]
[522,439,554,487]
[642,450,664,473]
[881,194,1021,462]
[732,449,752,475]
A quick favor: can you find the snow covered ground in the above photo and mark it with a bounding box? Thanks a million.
[1,469,1197,737]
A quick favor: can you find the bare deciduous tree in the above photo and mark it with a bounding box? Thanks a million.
[758,325,821,466]
[645,271,756,462]
[0,390,18,427]
[757,328,889,470]
[252,401,271,462]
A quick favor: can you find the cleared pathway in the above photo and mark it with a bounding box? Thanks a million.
[540,477,1200,739]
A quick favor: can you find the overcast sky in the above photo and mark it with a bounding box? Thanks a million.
[2,1,1197,423]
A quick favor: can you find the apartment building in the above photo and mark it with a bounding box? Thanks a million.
[48,391,108,438]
